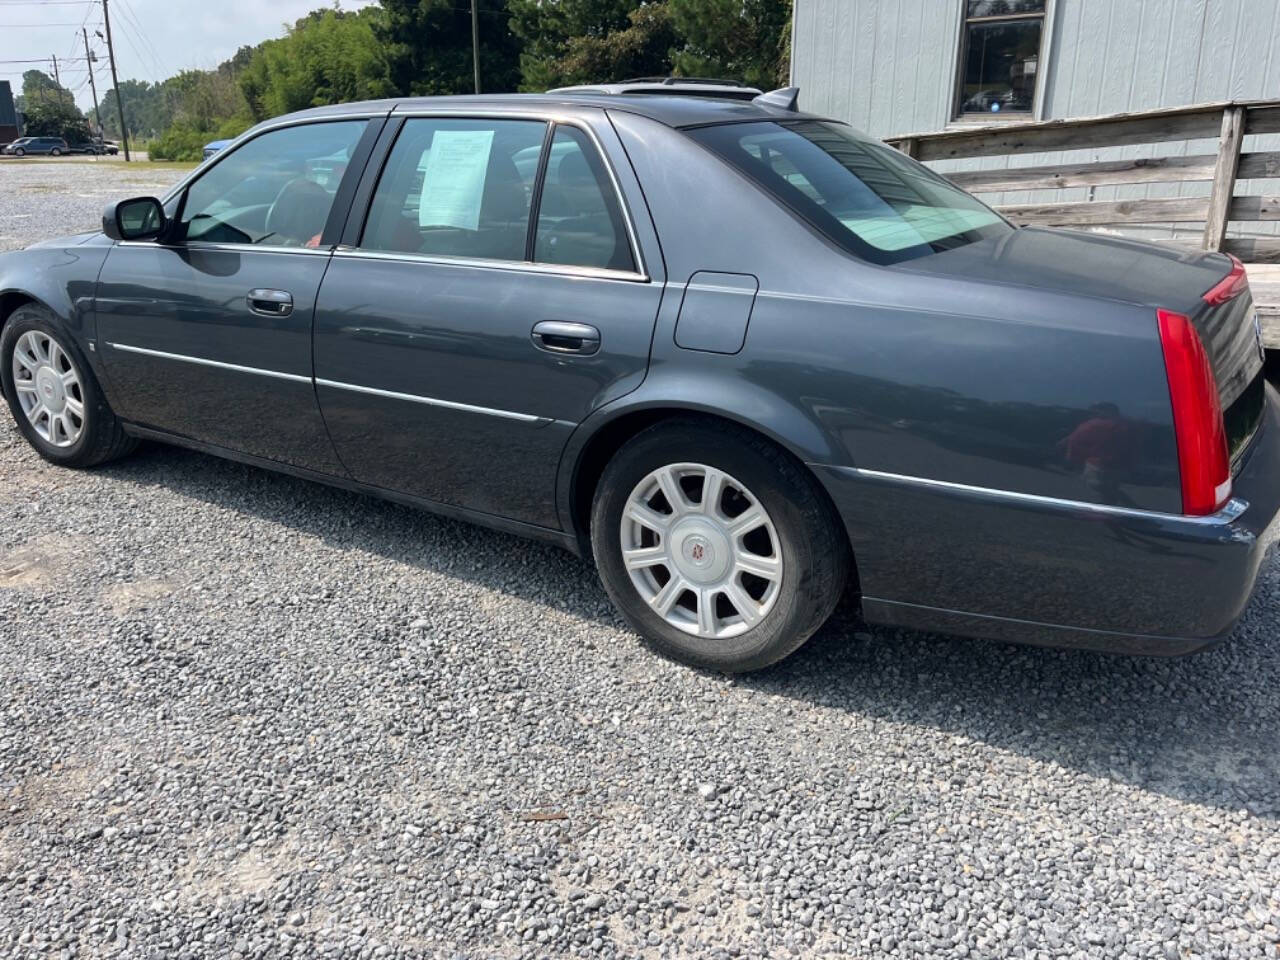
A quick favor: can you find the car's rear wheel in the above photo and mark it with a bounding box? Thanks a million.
[50,148,61,157]
[1,306,137,467]
[591,418,850,672]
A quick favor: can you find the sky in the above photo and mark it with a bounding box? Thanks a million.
[0,0,379,112]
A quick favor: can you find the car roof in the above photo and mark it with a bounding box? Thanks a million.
[273,92,829,130]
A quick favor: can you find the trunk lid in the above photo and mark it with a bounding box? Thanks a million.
[898,227,1265,466]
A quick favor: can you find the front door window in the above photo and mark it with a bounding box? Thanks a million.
[179,120,367,247]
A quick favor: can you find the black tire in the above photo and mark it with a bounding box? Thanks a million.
[13,148,23,157]
[50,148,61,157]
[591,417,850,673]
[1,305,138,467]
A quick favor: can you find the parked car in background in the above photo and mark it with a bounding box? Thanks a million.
[68,139,121,155]
[1,90,1277,673]
[203,138,233,160]
[2,137,69,157]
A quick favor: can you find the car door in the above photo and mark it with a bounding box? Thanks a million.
[96,117,378,474]
[313,112,664,528]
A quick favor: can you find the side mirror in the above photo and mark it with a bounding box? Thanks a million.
[102,196,167,242]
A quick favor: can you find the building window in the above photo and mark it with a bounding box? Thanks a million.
[956,1,1046,118]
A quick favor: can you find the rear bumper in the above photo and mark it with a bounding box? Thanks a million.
[812,383,1280,655]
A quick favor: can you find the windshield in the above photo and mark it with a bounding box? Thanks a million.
[688,119,1010,265]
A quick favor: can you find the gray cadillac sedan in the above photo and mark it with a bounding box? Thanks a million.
[1,90,1277,672]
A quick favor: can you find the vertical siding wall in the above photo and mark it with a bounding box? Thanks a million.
[791,0,1280,242]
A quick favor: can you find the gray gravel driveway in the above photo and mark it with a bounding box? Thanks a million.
[2,160,1280,960]
[0,157,191,252]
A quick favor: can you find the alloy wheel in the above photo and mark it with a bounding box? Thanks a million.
[11,330,86,448]
[620,462,783,639]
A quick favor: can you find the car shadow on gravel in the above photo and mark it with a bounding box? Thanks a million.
[745,591,1280,819]
[106,443,1280,819]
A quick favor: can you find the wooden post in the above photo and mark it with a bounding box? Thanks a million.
[1203,105,1245,251]
[896,137,919,159]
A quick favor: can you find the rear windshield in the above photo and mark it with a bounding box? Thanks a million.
[689,119,1011,265]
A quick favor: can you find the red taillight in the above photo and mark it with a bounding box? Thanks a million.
[1156,308,1231,515]
[1202,254,1249,306]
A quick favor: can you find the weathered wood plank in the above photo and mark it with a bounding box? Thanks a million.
[887,103,1230,161]
[1260,308,1280,350]
[1249,265,1280,346]
[1244,104,1280,136]
[1227,196,1280,221]
[1237,151,1280,180]
[1204,107,1246,251]
[1226,239,1280,264]
[997,197,1209,227]
[944,154,1218,193]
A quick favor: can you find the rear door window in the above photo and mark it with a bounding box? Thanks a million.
[360,118,547,262]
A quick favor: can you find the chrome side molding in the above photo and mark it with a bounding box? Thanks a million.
[105,341,549,425]
[847,466,1249,526]
[105,342,311,384]
[314,378,549,425]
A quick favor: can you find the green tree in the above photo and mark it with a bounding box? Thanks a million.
[94,80,176,140]
[669,0,791,88]
[555,4,678,88]
[377,0,522,96]
[508,0,644,91]
[18,70,76,112]
[240,7,392,121]
[21,99,90,141]
[18,71,90,140]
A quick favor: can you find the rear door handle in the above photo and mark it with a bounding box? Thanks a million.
[531,320,600,356]
[247,288,293,318]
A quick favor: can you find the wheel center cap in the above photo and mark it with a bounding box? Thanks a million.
[35,367,65,412]
[670,519,731,584]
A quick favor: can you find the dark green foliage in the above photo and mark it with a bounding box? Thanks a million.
[240,7,392,121]
[508,0,791,92]
[377,0,522,95]
[18,71,91,141]
[670,0,792,89]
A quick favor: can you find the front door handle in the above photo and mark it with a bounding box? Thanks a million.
[247,288,293,318]
[531,320,600,356]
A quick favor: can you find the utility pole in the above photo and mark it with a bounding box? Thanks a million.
[471,0,480,94]
[101,0,130,161]
[51,54,61,88]
[83,29,102,142]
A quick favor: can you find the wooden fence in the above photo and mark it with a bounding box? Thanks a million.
[885,100,1280,344]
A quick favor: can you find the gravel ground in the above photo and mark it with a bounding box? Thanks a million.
[0,157,191,252]
[2,161,1280,960]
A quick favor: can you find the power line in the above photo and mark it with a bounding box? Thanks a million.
[116,0,164,75]
[0,56,90,63]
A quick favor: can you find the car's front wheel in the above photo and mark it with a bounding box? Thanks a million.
[591,418,850,672]
[12,148,23,157]
[1,306,137,467]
